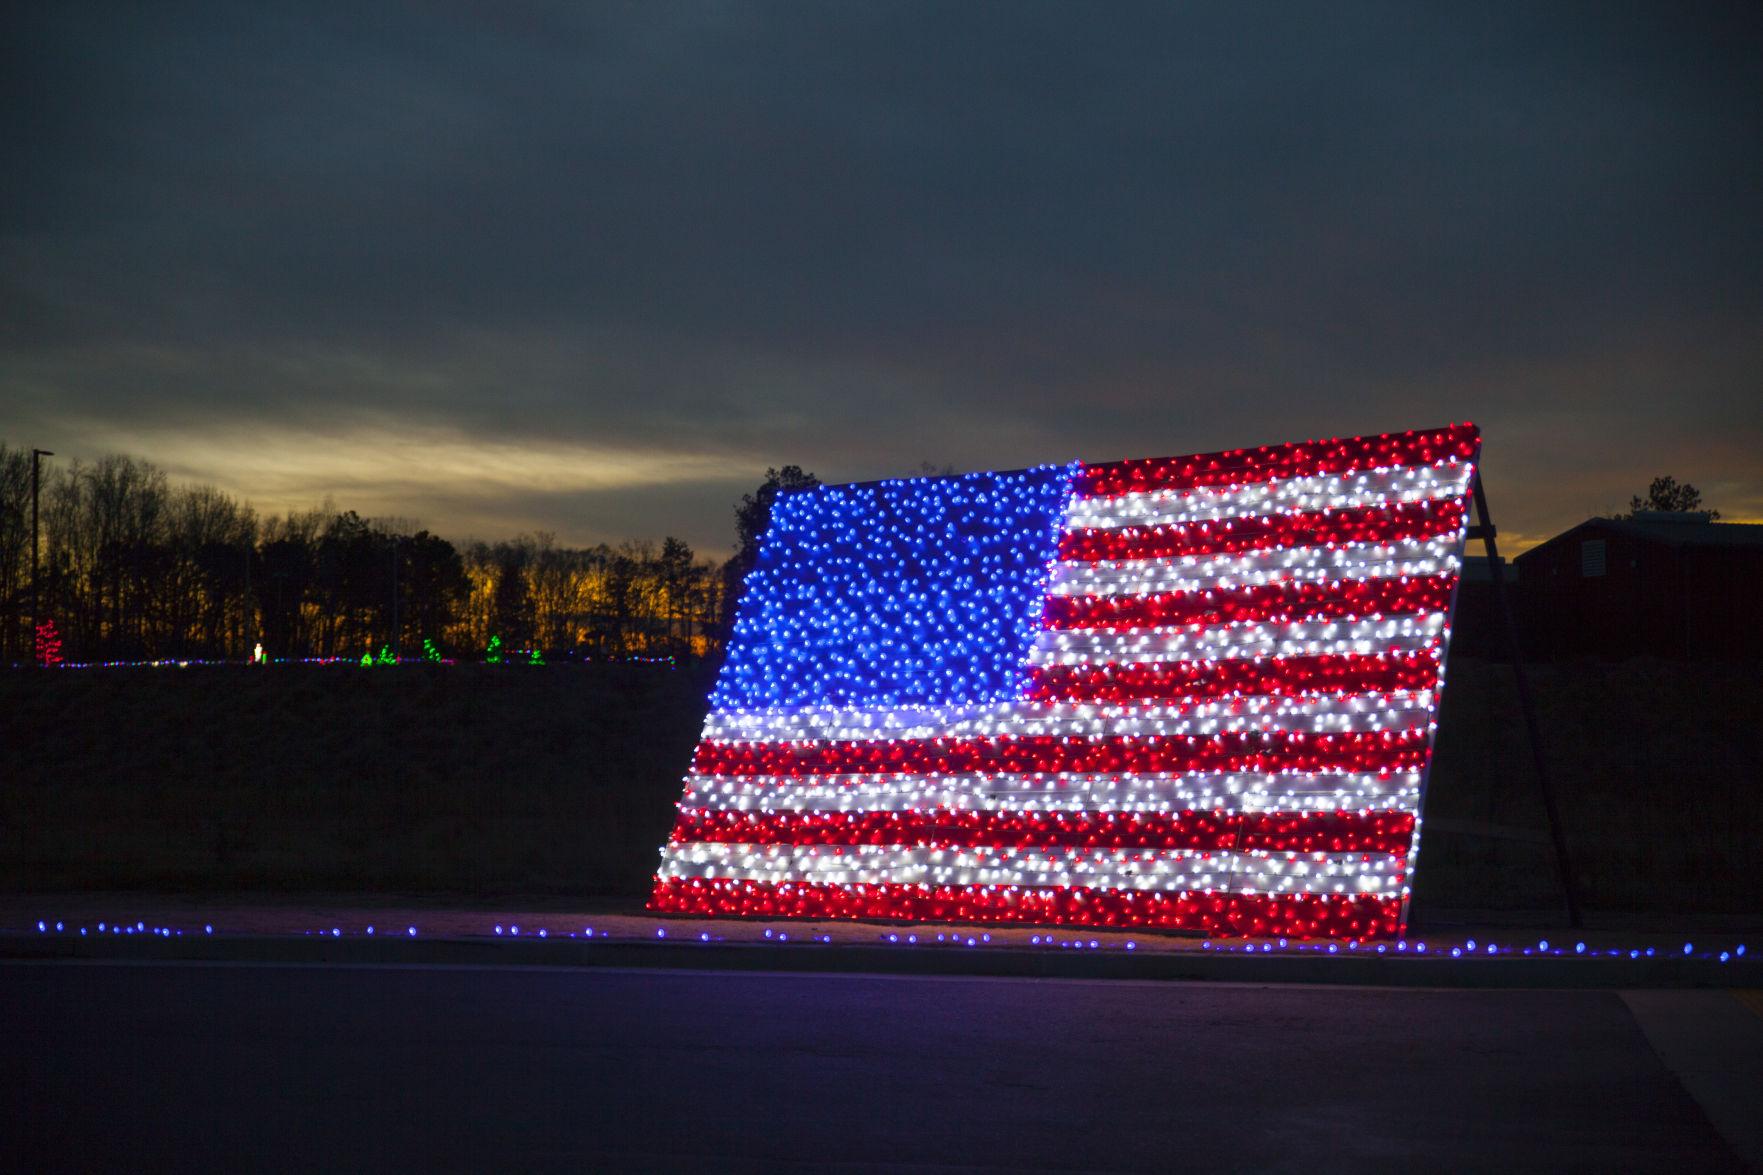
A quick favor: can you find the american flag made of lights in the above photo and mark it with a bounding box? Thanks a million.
[650,424,1481,940]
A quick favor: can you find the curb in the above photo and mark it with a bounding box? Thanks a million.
[5,931,1758,989]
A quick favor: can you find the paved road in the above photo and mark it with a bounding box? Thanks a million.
[4,962,1757,1173]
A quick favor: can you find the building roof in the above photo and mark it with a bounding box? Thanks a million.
[1591,517,1763,548]
[1516,516,1763,561]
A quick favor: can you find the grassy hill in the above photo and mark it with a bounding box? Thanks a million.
[1,662,712,899]
[1420,657,1763,916]
[4,658,1759,916]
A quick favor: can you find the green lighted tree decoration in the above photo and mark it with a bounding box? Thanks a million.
[528,647,545,666]
[360,649,373,667]
[485,634,503,664]
[422,637,442,663]
[377,645,396,665]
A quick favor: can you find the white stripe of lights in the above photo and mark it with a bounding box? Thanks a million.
[700,692,1438,744]
[1047,536,1463,598]
[657,843,1405,897]
[1066,461,1475,531]
[681,769,1424,814]
[1028,614,1447,666]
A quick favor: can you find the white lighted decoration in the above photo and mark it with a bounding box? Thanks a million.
[651,425,1482,939]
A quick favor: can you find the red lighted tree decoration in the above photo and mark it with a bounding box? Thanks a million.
[35,619,63,668]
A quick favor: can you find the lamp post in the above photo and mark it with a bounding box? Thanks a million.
[390,533,400,662]
[30,449,53,664]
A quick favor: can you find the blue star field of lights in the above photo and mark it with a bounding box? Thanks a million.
[711,464,1079,711]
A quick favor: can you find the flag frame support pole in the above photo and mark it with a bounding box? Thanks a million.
[1464,472,1582,929]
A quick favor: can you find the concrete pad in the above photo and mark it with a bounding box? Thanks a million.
[2,962,1749,1172]
[1623,990,1763,1170]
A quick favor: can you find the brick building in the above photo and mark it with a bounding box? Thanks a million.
[1512,513,1763,661]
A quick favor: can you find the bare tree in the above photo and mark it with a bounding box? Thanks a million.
[725,465,819,636]
[0,446,32,660]
[1621,476,1720,519]
[0,438,734,664]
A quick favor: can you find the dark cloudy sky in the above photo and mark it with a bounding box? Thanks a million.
[5,2,1760,554]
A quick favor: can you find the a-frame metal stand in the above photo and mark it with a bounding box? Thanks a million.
[1465,473,1582,929]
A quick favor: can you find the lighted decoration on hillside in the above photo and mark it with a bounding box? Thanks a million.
[650,424,1481,940]
[35,619,64,668]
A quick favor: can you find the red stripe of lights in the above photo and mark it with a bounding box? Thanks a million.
[649,877,1404,939]
[1025,650,1442,703]
[1079,423,1480,498]
[1059,498,1466,563]
[691,729,1432,778]
[1043,573,1457,631]
[670,808,1416,854]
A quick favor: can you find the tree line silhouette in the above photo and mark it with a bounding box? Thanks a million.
[0,443,746,665]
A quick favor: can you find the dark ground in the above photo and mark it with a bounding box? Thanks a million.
[3,657,1761,913]
[5,961,1758,1173]
[0,662,711,897]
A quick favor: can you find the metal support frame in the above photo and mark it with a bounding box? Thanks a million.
[1467,473,1582,929]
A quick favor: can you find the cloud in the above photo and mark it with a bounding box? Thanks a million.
[80,419,748,496]
[3,2,1760,554]
[29,405,763,551]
